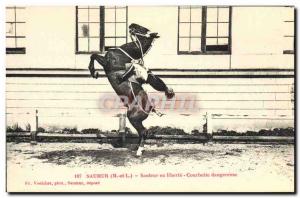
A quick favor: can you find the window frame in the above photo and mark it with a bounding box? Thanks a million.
[6,6,26,54]
[75,6,128,54]
[282,9,295,55]
[177,6,232,55]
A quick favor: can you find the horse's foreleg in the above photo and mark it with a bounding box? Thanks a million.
[147,73,167,91]
[147,73,175,99]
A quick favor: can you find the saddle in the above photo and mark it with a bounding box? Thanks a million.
[120,62,149,84]
[130,62,149,82]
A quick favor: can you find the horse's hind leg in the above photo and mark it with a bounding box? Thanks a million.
[88,53,108,78]
[127,112,148,156]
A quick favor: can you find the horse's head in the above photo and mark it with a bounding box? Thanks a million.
[129,23,160,39]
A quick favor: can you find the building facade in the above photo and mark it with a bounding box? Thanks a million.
[6,6,295,132]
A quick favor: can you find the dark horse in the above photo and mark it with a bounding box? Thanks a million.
[88,23,174,156]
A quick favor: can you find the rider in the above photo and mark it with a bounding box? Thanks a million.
[117,24,174,99]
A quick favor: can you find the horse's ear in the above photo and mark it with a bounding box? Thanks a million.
[150,32,160,38]
[129,23,143,30]
[129,23,150,34]
[129,23,136,29]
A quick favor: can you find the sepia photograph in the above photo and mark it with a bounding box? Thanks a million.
[4,3,295,193]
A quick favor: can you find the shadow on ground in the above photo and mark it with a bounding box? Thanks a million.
[33,148,226,167]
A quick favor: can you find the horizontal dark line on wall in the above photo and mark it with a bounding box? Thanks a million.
[212,116,295,121]
[6,48,26,54]
[6,68,86,71]
[6,115,294,118]
[6,7,26,9]
[6,74,294,78]
[6,68,294,72]
[4,114,294,120]
[6,36,26,38]
[6,91,291,93]
[6,98,292,102]
[5,83,293,86]
[6,21,26,24]
[283,50,294,54]
[6,107,293,111]
[6,68,87,71]
[212,118,293,120]
[154,68,294,72]
[6,74,102,78]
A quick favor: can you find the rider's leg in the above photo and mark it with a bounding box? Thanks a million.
[120,64,135,81]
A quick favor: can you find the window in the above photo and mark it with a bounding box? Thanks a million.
[76,6,128,54]
[178,6,232,54]
[283,8,295,54]
[6,6,26,54]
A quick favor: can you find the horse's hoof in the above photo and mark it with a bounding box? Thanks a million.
[136,147,144,156]
[165,88,175,99]
[131,145,139,151]
[94,72,99,79]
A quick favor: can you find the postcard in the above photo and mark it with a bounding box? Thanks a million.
[5,5,295,193]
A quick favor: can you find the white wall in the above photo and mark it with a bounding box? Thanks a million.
[6,77,294,132]
[231,7,294,69]
[6,6,294,69]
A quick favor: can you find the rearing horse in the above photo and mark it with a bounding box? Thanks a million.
[88,23,174,156]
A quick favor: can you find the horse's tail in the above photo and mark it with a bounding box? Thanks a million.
[89,53,108,78]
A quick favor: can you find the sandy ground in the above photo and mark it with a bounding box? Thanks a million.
[6,142,294,192]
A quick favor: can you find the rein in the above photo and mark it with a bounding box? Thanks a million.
[133,34,145,65]
[116,32,151,70]
[127,32,153,65]
[116,32,161,116]
[129,81,153,115]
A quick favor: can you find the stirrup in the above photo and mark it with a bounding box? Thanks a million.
[154,110,164,117]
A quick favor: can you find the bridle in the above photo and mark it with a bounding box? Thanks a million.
[115,30,153,67]
[129,31,155,66]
